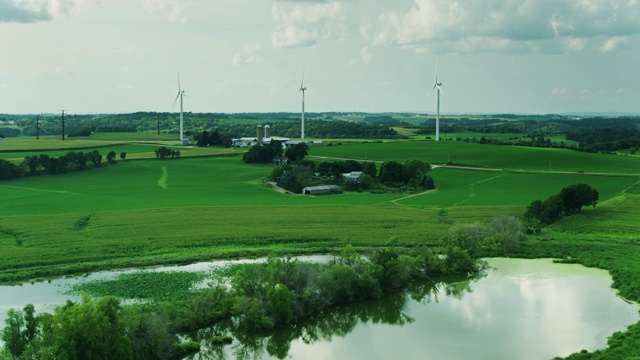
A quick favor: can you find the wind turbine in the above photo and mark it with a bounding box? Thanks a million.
[298,69,307,140]
[173,73,186,145]
[427,59,444,142]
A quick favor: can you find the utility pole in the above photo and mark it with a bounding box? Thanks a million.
[61,110,66,140]
[36,114,40,140]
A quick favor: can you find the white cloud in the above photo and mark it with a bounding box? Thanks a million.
[142,0,189,23]
[271,0,347,48]
[359,46,370,64]
[599,36,629,53]
[0,0,93,23]
[233,43,262,66]
[563,37,587,52]
[551,88,569,96]
[364,0,640,54]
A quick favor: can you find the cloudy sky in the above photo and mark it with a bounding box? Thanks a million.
[1,0,639,115]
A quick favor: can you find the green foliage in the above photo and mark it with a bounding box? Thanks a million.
[1,297,186,360]
[378,161,404,184]
[525,184,599,227]
[284,143,309,163]
[242,143,280,164]
[68,126,95,137]
[106,150,117,164]
[402,159,430,183]
[558,183,599,214]
[0,159,24,180]
[66,271,208,302]
[362,161,377,177]
[155,147,180,160]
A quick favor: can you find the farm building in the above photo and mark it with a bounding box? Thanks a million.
[342,171,364,181]
[231,124,290,148]
[302,185,341,195]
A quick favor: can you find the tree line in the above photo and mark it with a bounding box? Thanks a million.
[271,158,435,194]
[524,183,599,230]
[566,128,640,153]
[0,150,127,180]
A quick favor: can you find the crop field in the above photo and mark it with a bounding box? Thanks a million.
[0,138,243,161]
[310,141,640,174]
[397,168,637,207]
[1,139,639,290]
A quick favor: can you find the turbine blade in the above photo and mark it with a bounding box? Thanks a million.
[177,71,181,91]
[436,85,444,95]
[172,92,180,108]
[435,57,439,83]
[427,84,437,97]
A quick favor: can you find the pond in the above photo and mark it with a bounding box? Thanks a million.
[1,258,638,359]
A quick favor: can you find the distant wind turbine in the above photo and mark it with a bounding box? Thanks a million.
[427,59,444,142]
[173,73,186,145]
[298,69,307,139]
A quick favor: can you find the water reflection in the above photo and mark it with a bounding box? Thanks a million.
[189,259,639,360]
[192,277,475,360]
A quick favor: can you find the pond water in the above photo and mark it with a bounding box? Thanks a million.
[1,258,639,360]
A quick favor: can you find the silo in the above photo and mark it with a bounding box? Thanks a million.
[264,124,271,138]
[257,125,264,144]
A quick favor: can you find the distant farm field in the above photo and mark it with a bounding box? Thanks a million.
[1,139,639,284]
[311,141,640,174]
[0,137,242,161]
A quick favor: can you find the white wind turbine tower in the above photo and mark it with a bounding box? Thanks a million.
[428,59,444,142]
[298,69,307,139]
[173,73,186,145]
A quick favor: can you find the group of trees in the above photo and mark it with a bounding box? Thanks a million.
[377,159,432,187]
[21,151,104,176]
[0,298,198,360]
[242,142,285,164]
[524,183,599,229]
[195,129,232,148]
[242,142,310,165]
[566,128,640,153]
[155,147,181,160]
[271,158,435,194]
[0,150,127,181]
[0,159,23,180]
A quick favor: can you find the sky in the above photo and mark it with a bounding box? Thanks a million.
[0,0,639,115]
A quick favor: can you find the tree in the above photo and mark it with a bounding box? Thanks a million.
[197,131,210,147]
[0,159,24,180]
[378,161,404,184]
[120,152,127,161]
[285,143,309,163]
[88,150,102,166]
[106,151,117,164]
[559,183,599,214]
[402,159,430,184]
[243,144,280,164]
[362,162,377,178]
[155,147,171,159]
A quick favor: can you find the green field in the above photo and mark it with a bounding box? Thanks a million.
[1,141,638,285]
[311,141,640,174]
[2,136,640,358]
[0,136,243,162]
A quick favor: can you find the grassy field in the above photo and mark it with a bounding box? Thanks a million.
[311,140,640,174]
[1,135,640,358]
[0,136,243,162]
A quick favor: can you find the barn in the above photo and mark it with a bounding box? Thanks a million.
[302,185,341,195]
